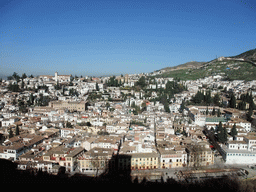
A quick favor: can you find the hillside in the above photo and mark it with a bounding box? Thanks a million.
[231,48,256,61]
[155,48,256,81]
[161,61,206,72]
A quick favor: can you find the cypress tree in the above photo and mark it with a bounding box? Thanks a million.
[231,124,238,138]
[217,109,221,117]
[9,128,14,138]
[212,107,216,116]
[206,107,209,115]
[223,127,228,143]
[229,93,236,108]
[217,122,224,143]
[15,125,20,136]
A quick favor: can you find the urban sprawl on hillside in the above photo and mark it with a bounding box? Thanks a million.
[0,71,256,181]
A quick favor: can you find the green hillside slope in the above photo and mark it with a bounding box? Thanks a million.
[156,60,256,81]
[155,48,256,81]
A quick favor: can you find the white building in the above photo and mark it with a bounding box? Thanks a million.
[229,119,252,132]
[169,103,180,113]
[54,72,71,83]
[224,134,256,164]
[60,128,80,138]
[0,144,26,161]
[106,125,117,133]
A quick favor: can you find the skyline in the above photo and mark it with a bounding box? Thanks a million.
[1,0,256,77]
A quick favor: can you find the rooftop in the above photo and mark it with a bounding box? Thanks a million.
[206,117,227,123]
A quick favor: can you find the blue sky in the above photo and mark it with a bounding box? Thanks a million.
[1,0,256,77]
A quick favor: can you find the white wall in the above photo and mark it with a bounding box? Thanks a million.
[225,152,256,164]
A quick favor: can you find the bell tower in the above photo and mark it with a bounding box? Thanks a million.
[55,72,58,82]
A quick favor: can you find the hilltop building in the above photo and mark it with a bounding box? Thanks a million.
[54,72,71,83]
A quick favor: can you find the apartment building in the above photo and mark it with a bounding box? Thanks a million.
[118,152,159,171]
[186,142,214,167]
[224,133,256,164]
[159,148,187,169]
[0,134,45,161]
[43,146,85,172]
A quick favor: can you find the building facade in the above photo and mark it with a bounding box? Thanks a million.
[159,148,187,169]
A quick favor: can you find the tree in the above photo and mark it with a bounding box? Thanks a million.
[28,93,35,106]
[136,76,146,88]
[86,122,91,126]
[223,127,228,143]
[15,125,20,136]
[164,103,170,113]
[21,79,24,89]
[12,72,20,81]
[213,93,220,106]
[107,76,117,87]
[217,122,227,143]
[217,109,221,117]
[18,98,27,112]
[247,106,253,122]
[212,108,216,116]
[21,73,27,79]
[192,90,204,104]
[179,100,185,113]
[205,90,212,105]
[66,121,73,128]
[105,102,110,110]
[217,122,224,143]
[141,101,147,111]
[55,81,61,90]
[131,101,136,108]
[9,128,14,138]
[229,93,236,108]
[188,144,203,169]
[230,124,238,138]
[8,83,20,92]
[96,82,99,91]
